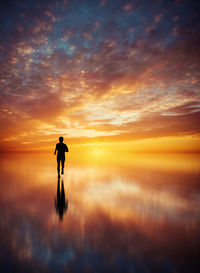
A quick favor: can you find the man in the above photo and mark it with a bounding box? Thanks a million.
[54,136,69,178]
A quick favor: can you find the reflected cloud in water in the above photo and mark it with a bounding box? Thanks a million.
[0,153,200,272]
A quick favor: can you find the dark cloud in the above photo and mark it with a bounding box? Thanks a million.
[0,0,199,149]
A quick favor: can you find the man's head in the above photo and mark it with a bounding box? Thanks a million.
[59,136,64,143]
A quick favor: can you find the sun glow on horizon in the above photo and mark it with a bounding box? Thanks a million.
[0,0,199,152]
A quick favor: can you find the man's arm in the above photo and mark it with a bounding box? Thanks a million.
[65,145,69,152]
[54,144,57,155]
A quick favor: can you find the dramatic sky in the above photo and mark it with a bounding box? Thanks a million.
[0,0,200,151]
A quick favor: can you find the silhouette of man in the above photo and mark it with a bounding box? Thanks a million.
[55,178,68,221]
[54,136,69,178]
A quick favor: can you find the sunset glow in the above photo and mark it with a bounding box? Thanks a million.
[0,0,199,152]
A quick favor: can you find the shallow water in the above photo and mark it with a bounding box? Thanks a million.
[0,153,200,273]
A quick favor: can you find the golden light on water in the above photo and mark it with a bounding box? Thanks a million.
[0,150,200,271]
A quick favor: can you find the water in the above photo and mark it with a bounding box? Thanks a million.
[0,153,200,273]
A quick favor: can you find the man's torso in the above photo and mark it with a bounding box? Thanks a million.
[57,143,67,158]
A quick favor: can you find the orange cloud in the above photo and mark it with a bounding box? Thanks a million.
[123,3,133,12]
[0,0,199,152]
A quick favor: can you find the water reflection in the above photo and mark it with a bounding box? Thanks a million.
[55,178,68,221]
[0,153,199,272]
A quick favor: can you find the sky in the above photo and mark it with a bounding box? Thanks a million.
[0,0,200,152]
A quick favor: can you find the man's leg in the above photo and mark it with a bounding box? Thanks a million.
[61,158,65,175]
[57,157,60,177]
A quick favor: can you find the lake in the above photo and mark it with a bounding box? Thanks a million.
[0,152,200,273]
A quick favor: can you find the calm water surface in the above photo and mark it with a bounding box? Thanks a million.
[0,153,200,273]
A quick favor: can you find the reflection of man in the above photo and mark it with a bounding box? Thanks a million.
[55,178,68,221]
[54,136,69,178]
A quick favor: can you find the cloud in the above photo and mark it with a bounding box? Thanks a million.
[0,0,199,150]
[82,32,93,40]
[123,3,134,12]
[154,13,163,23]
